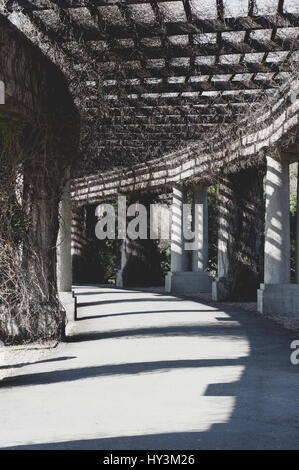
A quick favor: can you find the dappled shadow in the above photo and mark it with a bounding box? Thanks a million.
[2,426,296,450]
[78,297,181,307]
[67,323,245,343]
[74,285,165,296]
[75,291,139,296]
[0,356,76,370]
[1,358,249,388]
[77,309,221,321]
[1,286,298,450]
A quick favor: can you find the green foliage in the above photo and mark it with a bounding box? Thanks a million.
[290,193,297,216]
[160,245,171,278]
[96,238,121,283]
[95,202,121,283]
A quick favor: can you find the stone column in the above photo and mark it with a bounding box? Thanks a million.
[192,185,208,272]
[165,185,212,294]
[258,155,299,316]
[264,156,290,284]
[296,161,299,283]
[170,186,188,272]
[116,240,127,288]
[57,180,72,292]
[165,186,187,292]
[212,177,233,301]
[56,167,76,321]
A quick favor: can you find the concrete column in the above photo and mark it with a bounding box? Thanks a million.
[257,155,299,317]
[264,156,290,284]
[212,178,233,301]
[217,186,230,279]
[57,167,75,322]
[121,239,127,270]
[116,240,127,287]
[192,185,208,272]
[170,186,188,272]
[57,169,72,291]
[296,162,299,283]
[165,185,211,294]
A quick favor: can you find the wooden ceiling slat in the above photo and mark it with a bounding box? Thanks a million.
[4,0,297,174]
[99,92,274,108]
[88,104,244,115]
[101,62,293,79]
[46,16,299,42]
[7,1,299,36]
[61,40,297,64]
[95,116,243,125]
[101,79,281,95]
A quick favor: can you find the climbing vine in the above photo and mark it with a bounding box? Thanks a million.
[0,114,75,344]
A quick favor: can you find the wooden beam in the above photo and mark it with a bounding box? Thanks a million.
[101,79,281,95]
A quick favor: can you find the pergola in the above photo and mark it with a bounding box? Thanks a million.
[1,0,298,177]
[1,0,299,342]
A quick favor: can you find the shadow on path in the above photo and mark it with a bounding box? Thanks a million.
[0,357,249,388]
[76,309,221,321]
[78,297,182,307]
[0,356,76,371]
[67,323,245,343]
[1,288,299,450]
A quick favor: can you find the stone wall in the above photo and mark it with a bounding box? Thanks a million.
[0,16,79,343]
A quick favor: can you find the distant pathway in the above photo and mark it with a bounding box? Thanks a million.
[0,286,298,450]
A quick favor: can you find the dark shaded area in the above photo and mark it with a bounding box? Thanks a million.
[72,205,121,284]
[218,165,266,301]
[290,191,297,282]
[2,427,296,450]
[122,238,164,287]
[71,192,166,287]
[122,192,165,288]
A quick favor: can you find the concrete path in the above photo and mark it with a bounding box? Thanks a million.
[0,286,299,450]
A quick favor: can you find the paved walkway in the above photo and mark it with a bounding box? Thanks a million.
[0,286,299,450]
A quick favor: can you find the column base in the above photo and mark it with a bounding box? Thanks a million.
[257,284,299,316]
[165,271,212,295]
[212,277,232,302]
[58,291,76,323]
[116,270,123,288]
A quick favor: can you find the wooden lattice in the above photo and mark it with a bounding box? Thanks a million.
[1,0,298,175]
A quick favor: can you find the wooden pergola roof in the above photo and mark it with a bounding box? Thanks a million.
[1,0,299,175]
